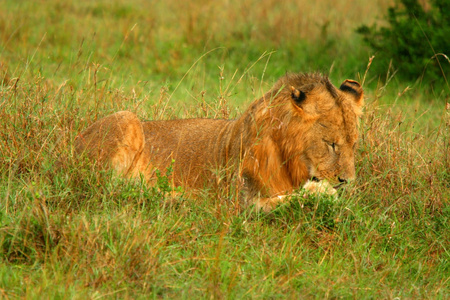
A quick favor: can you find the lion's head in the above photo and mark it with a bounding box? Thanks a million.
[254,73,364,187]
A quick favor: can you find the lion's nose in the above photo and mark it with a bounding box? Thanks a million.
[338,177,348,183]
[338,175,355,183]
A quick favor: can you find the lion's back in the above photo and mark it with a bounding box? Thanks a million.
[140,118,236,186]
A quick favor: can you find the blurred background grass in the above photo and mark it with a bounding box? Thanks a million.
[0,0,393,91]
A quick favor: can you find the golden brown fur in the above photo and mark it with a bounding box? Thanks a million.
[75,73,364,211]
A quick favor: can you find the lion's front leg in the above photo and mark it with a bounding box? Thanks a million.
[240,143,295,212]
[240,170,292,212]
[254,195,287,212]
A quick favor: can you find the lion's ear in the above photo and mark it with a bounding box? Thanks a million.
[340,80,364,107]
[290,86,306,107]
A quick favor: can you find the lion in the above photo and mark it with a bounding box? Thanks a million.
[75,73,364,211]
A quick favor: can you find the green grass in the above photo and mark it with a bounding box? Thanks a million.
[1,0,449,298]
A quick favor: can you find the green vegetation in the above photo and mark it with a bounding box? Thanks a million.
[358,0,450,83]
[0,0,448,298]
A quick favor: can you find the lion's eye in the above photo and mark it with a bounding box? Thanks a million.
[329,142,337,152]
[323,140,337,152]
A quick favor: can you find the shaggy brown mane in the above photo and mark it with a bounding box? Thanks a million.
[268,73,338,100]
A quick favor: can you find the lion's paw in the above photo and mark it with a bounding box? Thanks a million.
[302,180,338,199]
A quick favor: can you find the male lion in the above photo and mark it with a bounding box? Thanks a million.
[75,73,363,211]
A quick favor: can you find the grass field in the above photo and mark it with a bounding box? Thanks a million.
[1,0,449,298]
